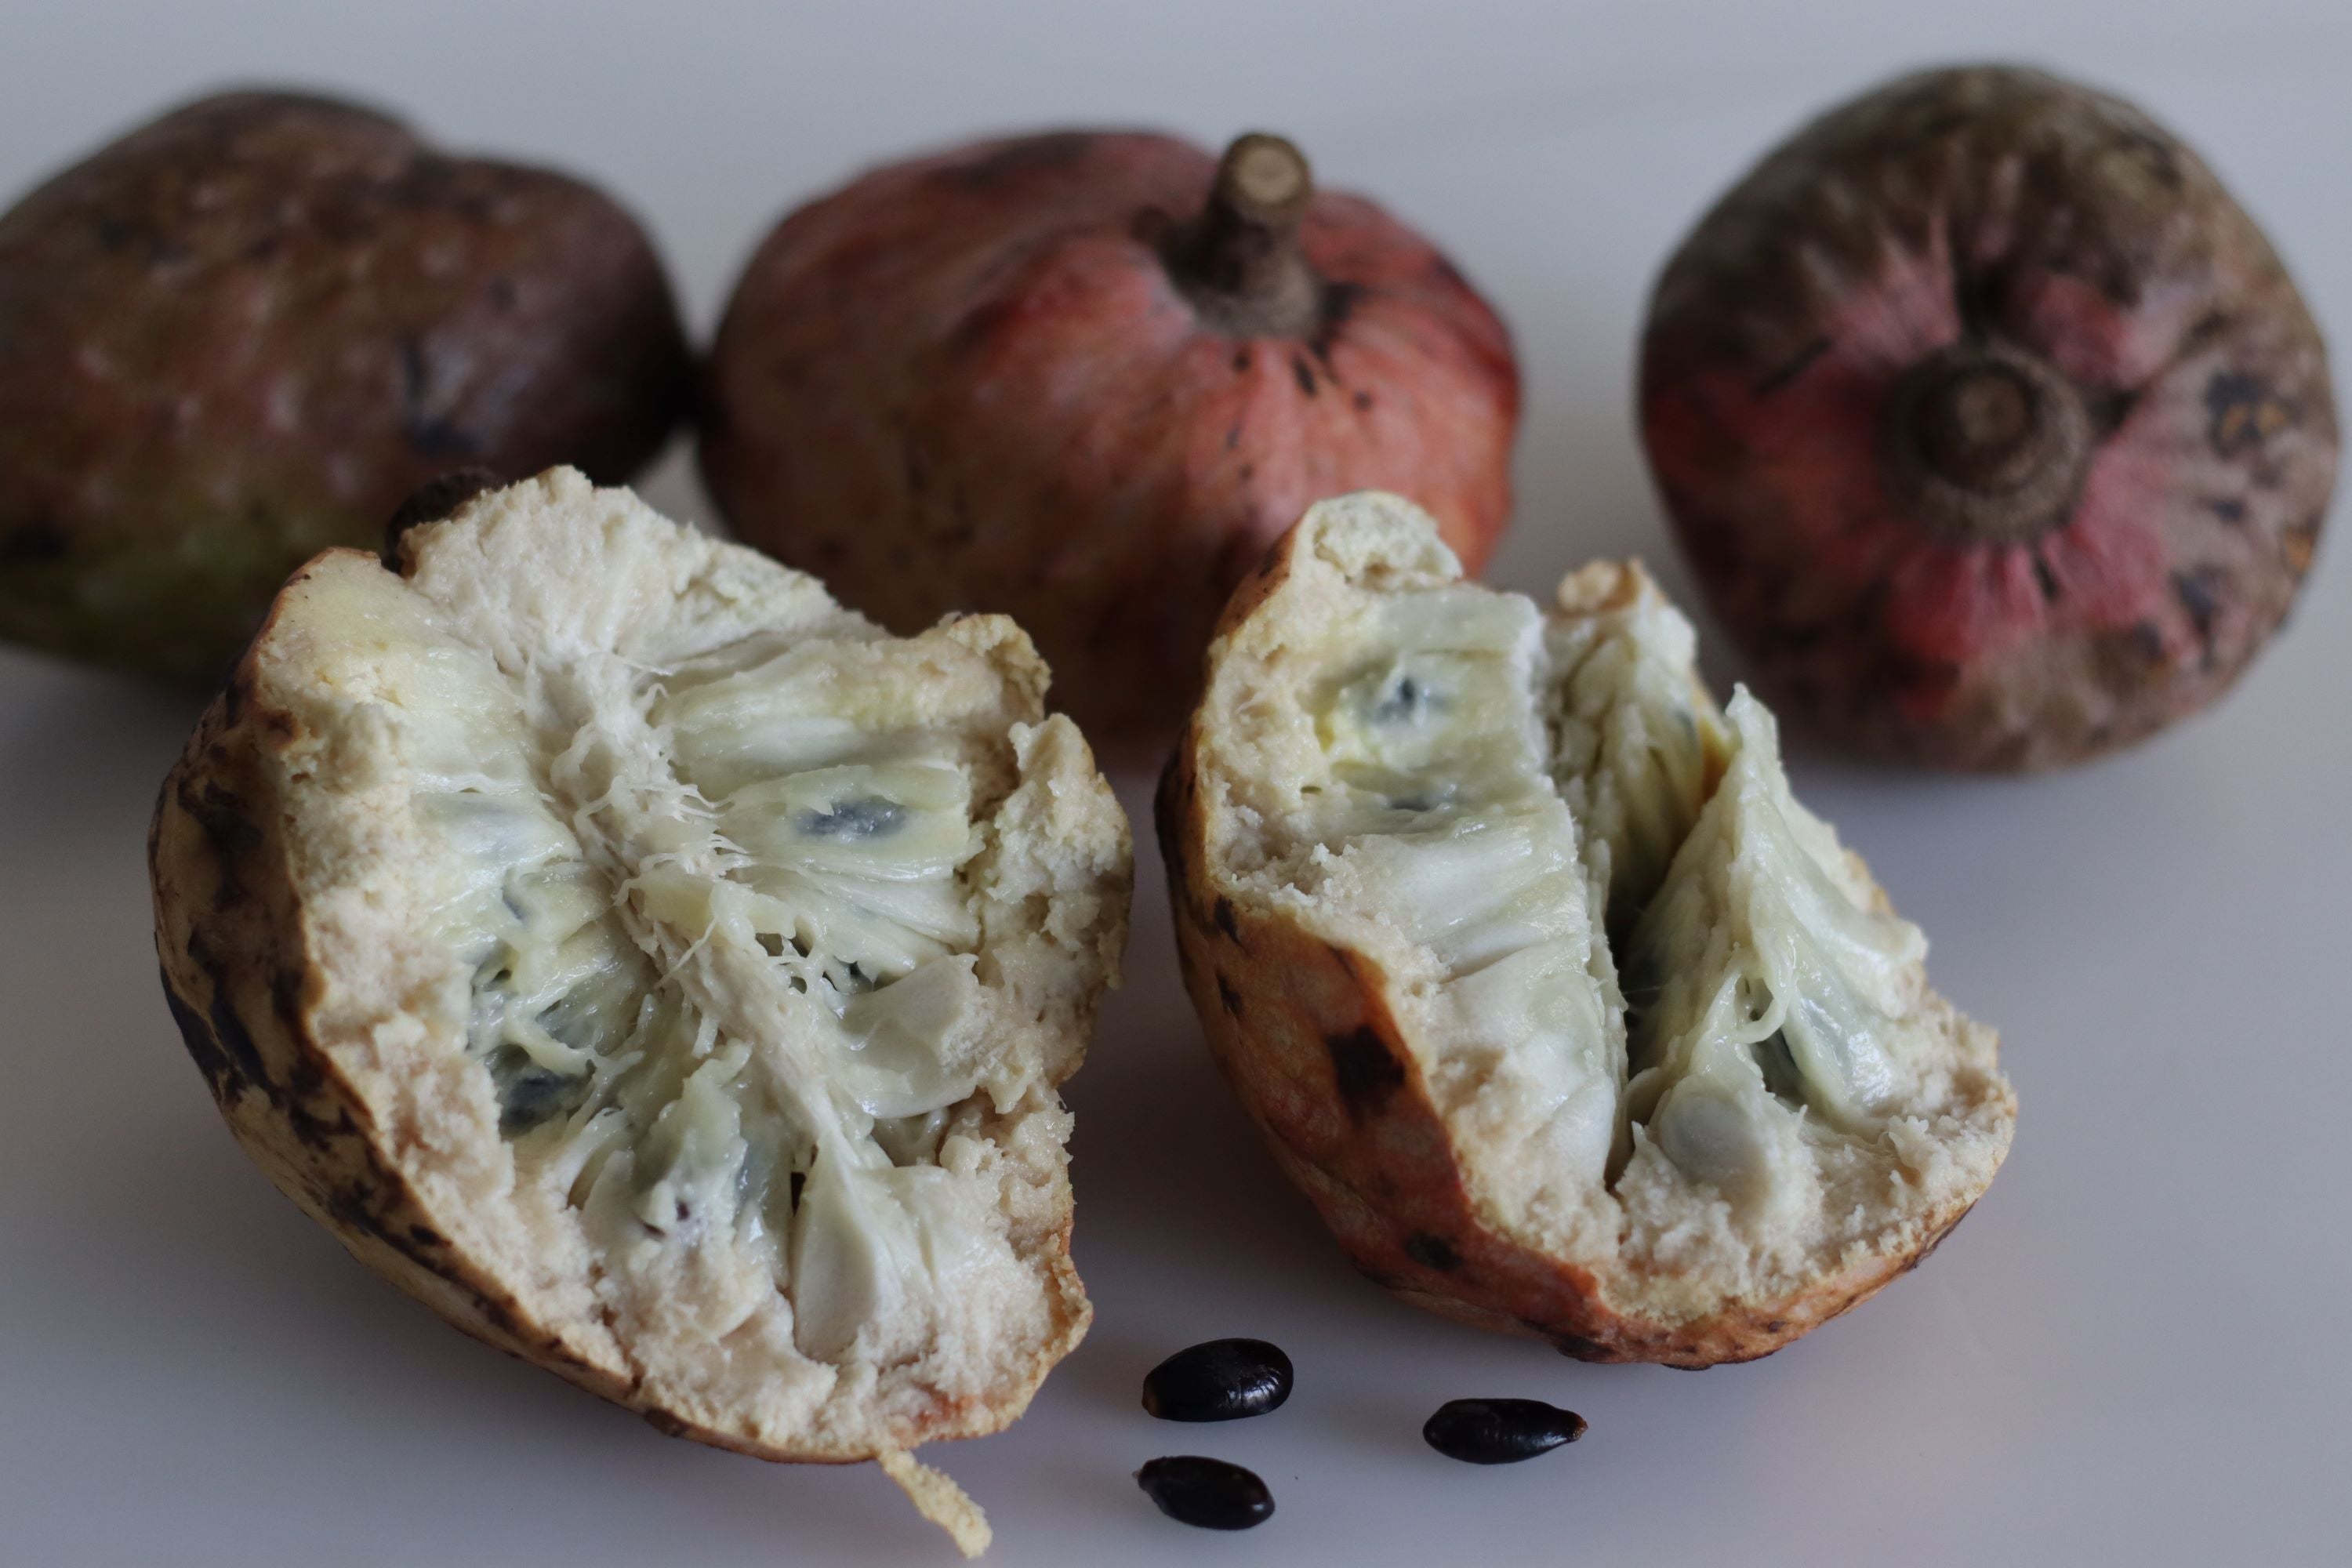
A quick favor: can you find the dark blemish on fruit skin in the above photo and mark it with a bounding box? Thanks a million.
[1225,422,1241,451]
[1327,1025,1406,1118]
[1216,975,1244,1018]
[195,969,268,1091]
[2205,370,2293,457]
[1762,1317,1790,1334]
[2033,552,2062,603]
[2132,620,2169,663]
[397,336,482,459]
[1752,334,1831,397]
[165,977,246,1102]
[1212,896,1240,943]
[1232,348,1252,373]
[1552,1333,1606,1360]
[407,1224,445,1249]
[1403,1232,1461,1272]
[2086,383,2143,437]
[643,1408,692,1438]
[179,779,261,867]
[1317,279,1363,337]
[2208,496,2248,525]
[1352,389,1374,412]
[1292,354,1318,397]
[0,517,67,564]
[2115,127,2186,194]
[2173,568,2224,665]
[944,132,1098,190]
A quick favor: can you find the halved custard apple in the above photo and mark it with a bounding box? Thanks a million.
[150,469,1131,1552]
[1159,492,2013,1366]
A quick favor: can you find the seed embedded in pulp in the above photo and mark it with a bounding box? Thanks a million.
[1141,1338,1294,1421]
[1422,1398,1588,1465]
[1135,1456,1276,1530]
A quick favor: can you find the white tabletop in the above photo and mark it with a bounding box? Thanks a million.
[3,3,2347,1564]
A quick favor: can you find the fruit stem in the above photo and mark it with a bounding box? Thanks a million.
[1879,341,2093,545]
[1166,133,1322,338]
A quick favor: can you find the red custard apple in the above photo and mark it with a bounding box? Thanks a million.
[702,130,1520,753]
[1641,65,2336,770]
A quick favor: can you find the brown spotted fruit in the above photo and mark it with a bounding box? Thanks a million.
[702,130,1519,753]
[1160,492,2013,1366]
[0,90,691,680]
[1641,65,2336,770]
[151,470,1133,1555]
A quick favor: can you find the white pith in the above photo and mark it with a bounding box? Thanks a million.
[236,470,1128,1549]
[1196,495,2010,1323]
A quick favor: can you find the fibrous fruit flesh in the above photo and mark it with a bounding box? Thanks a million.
[1641,64,2336,770]
[1160,492,2013,1365]
[150,470,1131,1553]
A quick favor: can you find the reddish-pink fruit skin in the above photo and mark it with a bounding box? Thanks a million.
[700,131,1519,753]
[1641,67,2336,770]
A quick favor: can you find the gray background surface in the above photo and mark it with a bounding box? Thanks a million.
[2,2,2345,1563]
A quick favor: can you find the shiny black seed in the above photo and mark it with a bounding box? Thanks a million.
[1135,1456,1274,1530]
[793,796,906,840]
[1142,1339,1293,1421]
[1422,1398,1588,1465]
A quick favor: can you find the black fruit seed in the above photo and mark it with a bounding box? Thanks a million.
[1422,1398,1588,1465]
[1142,1338,1293,1422]
[1135,1456,1274,1530]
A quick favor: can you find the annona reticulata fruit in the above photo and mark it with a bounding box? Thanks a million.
[151,469,1131,1553]
[1160,492,2013,1365]
[1,90,691,679]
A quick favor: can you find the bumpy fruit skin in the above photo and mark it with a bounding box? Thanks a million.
[1641,66,2336,770]
[701,130,1519,751]
[0,90,691,678]
[1156,510,1994,1367]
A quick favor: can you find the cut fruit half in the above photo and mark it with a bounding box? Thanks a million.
[151,469,1133,1553]
[1158,492,2013,1366]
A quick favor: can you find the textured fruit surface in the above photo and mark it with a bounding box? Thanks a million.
[149,470,1133,1556]
[1642,66,2336,770]
[1421,1398,1588,1465]
[0,90,691,678]
[1161,493,2013,1367]
[702,130,1519,750]
[1140,1338,1293,1421]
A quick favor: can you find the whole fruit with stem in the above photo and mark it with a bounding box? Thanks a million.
[702,129,1519,753]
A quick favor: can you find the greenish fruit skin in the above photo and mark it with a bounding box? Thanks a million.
[0,89,692,678]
